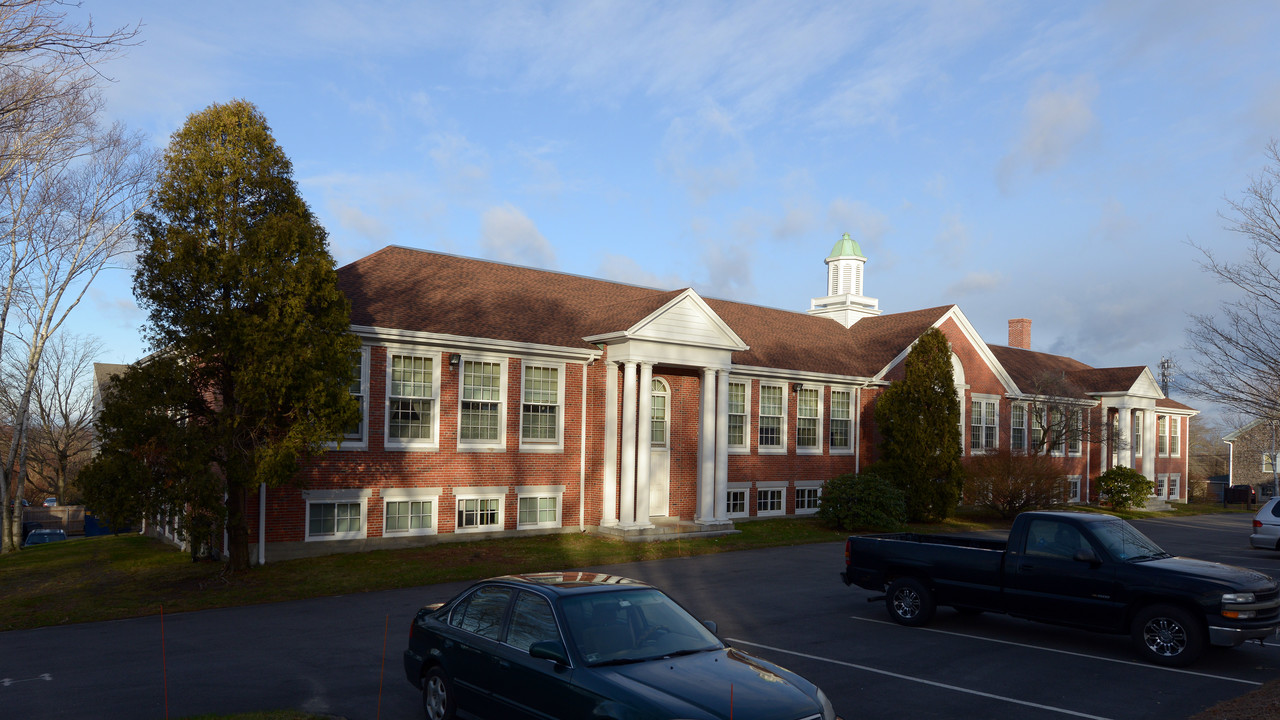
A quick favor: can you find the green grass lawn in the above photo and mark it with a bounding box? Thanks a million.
[0,502,1244,634]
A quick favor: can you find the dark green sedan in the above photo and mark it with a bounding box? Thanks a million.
[403,572,840,720]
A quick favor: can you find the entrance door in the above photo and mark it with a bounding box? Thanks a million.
[648,378,670,517]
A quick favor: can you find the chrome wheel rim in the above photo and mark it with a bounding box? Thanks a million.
[424,674,448,720]
[893,587,922,619]
[1142,617,1187,657]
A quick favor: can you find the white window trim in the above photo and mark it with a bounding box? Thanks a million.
[457,355,509,452]
[969,393,1000,455]
[727,377,751,455]
[1133,411,1143,458]
[1067,409,1083,457]
[384,346,442,452]
[1168,473,1181,500]
[796,385,824,456]
[1066,475,1082,503]
[518,360,566,453]
[453,486,508,533]
[756,481,787,517]
[1169,417,1181,457]
[650,377,671,450]
[758,382,788,455]
[1156,473,1169,499]
[382,487,441,537]
[795,480,823,515]
[336,345,370,450]
[303,489,371,542]
[829,387,855,455]
[515,484,565,529]
[726,482,751,519]
[1011,402,1027,453]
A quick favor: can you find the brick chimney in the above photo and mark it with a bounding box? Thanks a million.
[1008,318,1031,349]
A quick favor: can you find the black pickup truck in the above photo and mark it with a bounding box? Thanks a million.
[841,511,1280,666]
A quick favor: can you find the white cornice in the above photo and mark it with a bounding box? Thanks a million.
[729,363,881,387]
[350,325,601,363]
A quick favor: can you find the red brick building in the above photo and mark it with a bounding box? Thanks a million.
[243,236,1196,562]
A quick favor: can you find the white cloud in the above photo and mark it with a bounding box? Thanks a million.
[479,204,556,269]
[946,271,1003,297]
[998,76,1099,191]
[827,199,891,250]
[660,103,755,203]
[596,254,687,290]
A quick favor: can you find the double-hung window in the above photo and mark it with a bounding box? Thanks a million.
[516,485,564,529]
[1157,415,1168,456]
[796,387,821,453]
[1050,409,1067,456]
[387,351,439,448]
[455,489,504,532]
[830,389,852,453]
[304,489,370,542]
[1068,409,1082,455]
[796,484,822,514]
[758,383,785,452]
[1133,411,1143,458]
[1169,417,1180,456]
[727,380,749,452]
[1030,407,1045,453]
[520,363,563,450]
[970,396,998,453]
[756,484,785,516]
[460,359,505,450]
[383,488,439,536]
[726,486,748,517]
[1011,403,1026,452]
[342,348,369,447]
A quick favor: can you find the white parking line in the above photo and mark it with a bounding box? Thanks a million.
[728,637,1119,720]
[848,616,1263,686]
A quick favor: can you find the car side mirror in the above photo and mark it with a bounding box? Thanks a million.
[701,620,718,635]
[529,640,570,665]
[1074,548,1099,565]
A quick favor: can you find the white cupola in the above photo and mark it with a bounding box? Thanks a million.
[807,232,881,328]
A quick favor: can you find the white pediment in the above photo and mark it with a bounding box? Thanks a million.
[1128,368,1164,399]
[628,290,747,351]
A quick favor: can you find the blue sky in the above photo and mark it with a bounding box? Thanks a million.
[68,1,1280,399]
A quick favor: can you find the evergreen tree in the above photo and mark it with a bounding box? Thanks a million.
[873,327,964,521]
[81,100,359,570]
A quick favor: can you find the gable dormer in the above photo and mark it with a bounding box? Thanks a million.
[808,232,881,328]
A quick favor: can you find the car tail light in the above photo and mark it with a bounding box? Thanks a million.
[1256,520,1264,529]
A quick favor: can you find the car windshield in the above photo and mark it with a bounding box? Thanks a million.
[1092,519,1169,561]
[561,588,722,666]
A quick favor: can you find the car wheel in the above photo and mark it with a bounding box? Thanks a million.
[885,577,935,627]
[1131,604,1205,667]
[422,666,456,720]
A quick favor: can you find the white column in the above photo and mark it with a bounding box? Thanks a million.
[1143,410,1158,484]
[697,367,716,523]
[619,361,637,527]
[714,369,730,521]
[1117,408,1132,468]
[602,360,619,526]
[635,362,654,527]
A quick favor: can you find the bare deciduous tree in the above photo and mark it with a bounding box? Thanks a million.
[0,1,148,552]
[1183,141,1280,422]
[22,332,100,503]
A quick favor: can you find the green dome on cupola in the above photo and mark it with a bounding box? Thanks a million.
[827,232,863,259]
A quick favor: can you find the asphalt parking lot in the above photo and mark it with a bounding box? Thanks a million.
[0,512,1276,719]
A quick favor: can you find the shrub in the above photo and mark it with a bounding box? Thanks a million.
[818,473,907,532]
[1096,466,1155,511]
[962,450,1070,518]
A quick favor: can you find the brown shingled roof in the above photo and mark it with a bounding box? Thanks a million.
[336,246,947,377]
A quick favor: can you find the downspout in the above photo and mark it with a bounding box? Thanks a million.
[854,386,862,474]
[580,358,591,531]
[258,483,266,565]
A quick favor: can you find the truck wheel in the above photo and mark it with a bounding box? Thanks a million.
[886,577,935,627]
[1131,604,1205,667]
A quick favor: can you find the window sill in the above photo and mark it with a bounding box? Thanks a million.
[382,528,437,538]
[305,532,366,542]
[518,444,564,454]
[384,442,439,452]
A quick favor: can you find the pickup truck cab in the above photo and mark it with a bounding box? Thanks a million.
[841,511,1280,666]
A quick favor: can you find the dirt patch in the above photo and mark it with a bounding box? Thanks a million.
[1190,677,1280,720]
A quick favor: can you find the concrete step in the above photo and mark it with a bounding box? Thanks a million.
[595,517,739,543]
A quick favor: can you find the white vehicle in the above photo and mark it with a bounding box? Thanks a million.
[1251,497,1280,550]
